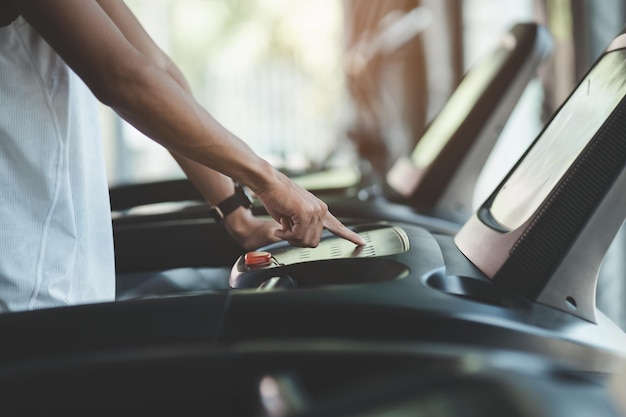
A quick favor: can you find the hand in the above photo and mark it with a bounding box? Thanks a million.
[223,207,281,251]
[253,171,366,248]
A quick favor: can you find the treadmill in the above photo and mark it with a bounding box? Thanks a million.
[224,23,626,364]
[112,22,553,276]
[1,27,625,416]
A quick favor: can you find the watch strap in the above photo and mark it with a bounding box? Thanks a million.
[210,185,253,222]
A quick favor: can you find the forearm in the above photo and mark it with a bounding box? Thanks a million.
[93,0,252,205]
[13,0,365,247]
[106,63,274,193]
[171,154,235,205]
[15,0,273,194]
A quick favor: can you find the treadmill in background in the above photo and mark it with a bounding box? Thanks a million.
[342,21,553,224]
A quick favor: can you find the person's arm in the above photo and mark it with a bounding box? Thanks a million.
[12,0,364,248]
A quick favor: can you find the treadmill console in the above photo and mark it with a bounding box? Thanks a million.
[230,224,411,289]
[263,224,409,264]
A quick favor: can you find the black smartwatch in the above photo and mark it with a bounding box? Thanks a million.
[210,184,253,222]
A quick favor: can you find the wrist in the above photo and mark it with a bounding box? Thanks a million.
[240,159,280,195]
[223,205,254,234]
[209,183,253,223]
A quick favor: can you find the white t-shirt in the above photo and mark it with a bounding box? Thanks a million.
[0,17,115,312]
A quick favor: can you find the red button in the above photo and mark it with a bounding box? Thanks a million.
[244,251,273,267]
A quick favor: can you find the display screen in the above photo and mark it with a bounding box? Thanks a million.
[269,226,409,265]
[410,35,516,169]
[488,50,626,230]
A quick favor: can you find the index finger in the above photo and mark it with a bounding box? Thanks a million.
[323,213,366,246]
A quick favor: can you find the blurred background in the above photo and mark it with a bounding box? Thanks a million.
[102,0,626,328]
[102,0,349,183]
[102,0,626,195]
[101,0,542,188]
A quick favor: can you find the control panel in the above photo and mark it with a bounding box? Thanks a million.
[229,223,410,289]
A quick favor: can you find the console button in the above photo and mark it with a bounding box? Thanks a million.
[245,251,273,267]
